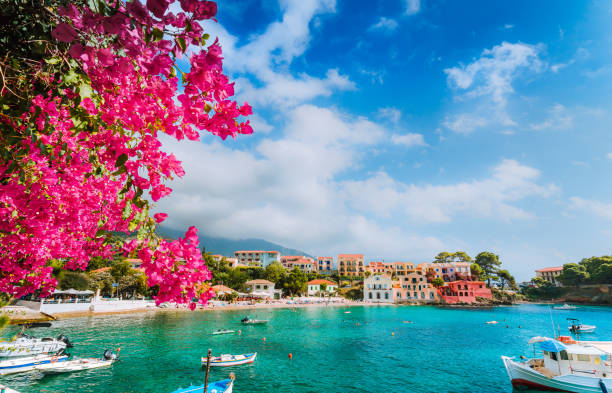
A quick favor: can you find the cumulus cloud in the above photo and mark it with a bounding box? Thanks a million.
[442,113,488,134]
[202,0,352,108]
[340,159,558,223]
[391,133,427,147]
[368,17,399,32]
[569,197,612,220]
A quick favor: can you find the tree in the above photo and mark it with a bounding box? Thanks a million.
[474,252,502,287]
[226,268,249,292]
[470,263,484,281]
[58,271,90,290]
[118,271,147,298]
[265,262,287,285]
[88,270,114,296]
[592,263,612,284]
[283,267,308,296]
[497,269,517,290]
[434,252,453,263]
[0,0,250,309]
[320,282,328,292]
[434,251,472,264]
[431,278,445,288]
[558,263,589,287]
[110,259,132,281]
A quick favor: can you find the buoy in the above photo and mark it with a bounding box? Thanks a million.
[288,353,293,359]
[391,332,395,336]
[238,330,241,335]
[263,337,266,343]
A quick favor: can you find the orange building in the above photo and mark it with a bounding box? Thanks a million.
[338,254,365,277]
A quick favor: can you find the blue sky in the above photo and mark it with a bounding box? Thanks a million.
[158,0,612,281]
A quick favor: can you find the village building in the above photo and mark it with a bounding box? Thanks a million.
[307,279,338,296]
[234,250,280,268]
[363,274,395,303]
[338,254,365,277]
[437,280,492,304]
[535,266,564,286]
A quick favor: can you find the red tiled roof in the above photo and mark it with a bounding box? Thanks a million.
[307,279,337,286]
[338,254,364,258]
[536,266,563,272]
[317,257,333,260]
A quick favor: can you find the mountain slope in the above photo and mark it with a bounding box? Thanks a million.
[157,227,313,258]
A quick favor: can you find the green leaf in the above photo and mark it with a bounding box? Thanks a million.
[115,153,128,168]
[45,57,61,65]
[203,33,210,40]
[78,83,93,100]
[152,28,164,42]
[177,37,186,53]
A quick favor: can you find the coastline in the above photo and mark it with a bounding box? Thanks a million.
[48,300,392,320]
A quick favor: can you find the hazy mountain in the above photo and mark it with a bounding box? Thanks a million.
[157,227,313,258]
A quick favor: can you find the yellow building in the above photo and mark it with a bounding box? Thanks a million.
[338,254,365,277]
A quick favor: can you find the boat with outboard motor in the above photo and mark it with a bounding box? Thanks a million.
[502,336,612,392]
[0,332,72,357]
[36,349,119,374]
[240,317,268,325]
[171,377,234,393]
[201,353,256,367]
[0,351,69,375]
[212,329,235,335]
[568,318,596,334]
[554,303,578,310]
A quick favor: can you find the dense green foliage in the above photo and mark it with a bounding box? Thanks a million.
[433,251,472,264]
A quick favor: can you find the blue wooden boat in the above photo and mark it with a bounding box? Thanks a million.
[170,379,233,393]
[201,353,256,367]
[0,353,69,375]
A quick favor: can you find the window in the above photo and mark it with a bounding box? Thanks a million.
[385,293,389,299]
[549,352,557,361]
[560,351,568,360]
[376,293,381,299]
[368,292,372,299]
[577,354,590,362]
[264,285,268,290]
[421,292,425,299]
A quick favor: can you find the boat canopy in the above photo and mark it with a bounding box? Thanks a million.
[538,339,567,353]
[528,336,551,345]
[564,344,607,356]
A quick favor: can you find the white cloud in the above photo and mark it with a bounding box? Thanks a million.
[202,0,353,108]
[377,107,402,124]
[570,197,612,220]
[368,17,398,32]
[529,104,573,130]
[503,24,514,30]
[340,159,558,223]
[249,114,274,134]
[442,113,488,134]
[404,0,421,15]
[551,48,589,73]
[391,133,427,147]
[607,153,612,160]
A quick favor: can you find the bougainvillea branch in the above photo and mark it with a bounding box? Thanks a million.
[0,0,251,308]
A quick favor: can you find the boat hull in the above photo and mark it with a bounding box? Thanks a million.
[0,340,67,357]
[502,356,612,393]
[201,353,256,367]
[37,358,114,374]
[0,354,69,375]
[170,379,233,393]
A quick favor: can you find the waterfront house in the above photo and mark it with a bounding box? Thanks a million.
[535,266,563,286]
[307,279,338,296]
[317,257,334,275]
[395,270,439,303]
[363,274,395,302]
[338,254,365,278]
[245,279,281,299]
[437,280,492,304]
[234,250,280,268]
[421,262,472,282]
[366,261,386,275]
[212,285,236,297]
[282,256,316,273]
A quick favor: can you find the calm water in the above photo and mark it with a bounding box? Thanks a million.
[2,304,612,392]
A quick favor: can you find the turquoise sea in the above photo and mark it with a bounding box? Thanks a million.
[2,304,612,392]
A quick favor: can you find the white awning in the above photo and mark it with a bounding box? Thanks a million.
[564,344,607,356]
[52,289,94,295]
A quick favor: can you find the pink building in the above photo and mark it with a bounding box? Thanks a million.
[366,261,386,274]
[438,280,492,304]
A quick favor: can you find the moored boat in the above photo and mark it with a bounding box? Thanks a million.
[201,353,256,367]
[170,378,234,393]
[0,383,21,393]
[554,304,578,310]
[0,352,69,375]
[36,349,118,374]
[0,333,72,357]
[240,317,268,325]
[568,318,596,334]
[212,330,235,335]
[502,337,612,392]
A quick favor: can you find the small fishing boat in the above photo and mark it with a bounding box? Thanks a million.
[240,317,268,325]
[0,352,69,375]
[0,333,72,357]
[486,320,499,324]
[568,318,596,334]
[212,330,235,336]
[201,353,257,367]
[502,336,612,392]
[36,349,118,374]
[0,384,21,393]
[554,304,578,310]
[171,378,234,393]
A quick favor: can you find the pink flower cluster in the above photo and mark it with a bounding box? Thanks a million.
[0,0,251,306]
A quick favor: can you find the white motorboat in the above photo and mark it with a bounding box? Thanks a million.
[201,353,256,367]
[0,352,69,375]
[554,304,578,310]
[502,336,612,392]
[568,318,596,334]
[0,333,72,357]
[212,329,235,335]
[240,317,268,325]
[36,349,118,374]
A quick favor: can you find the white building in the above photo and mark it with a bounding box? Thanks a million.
[234,251,280,268]
[307,279,338,296]
[245,279,281,299]
[363,274,395,303]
